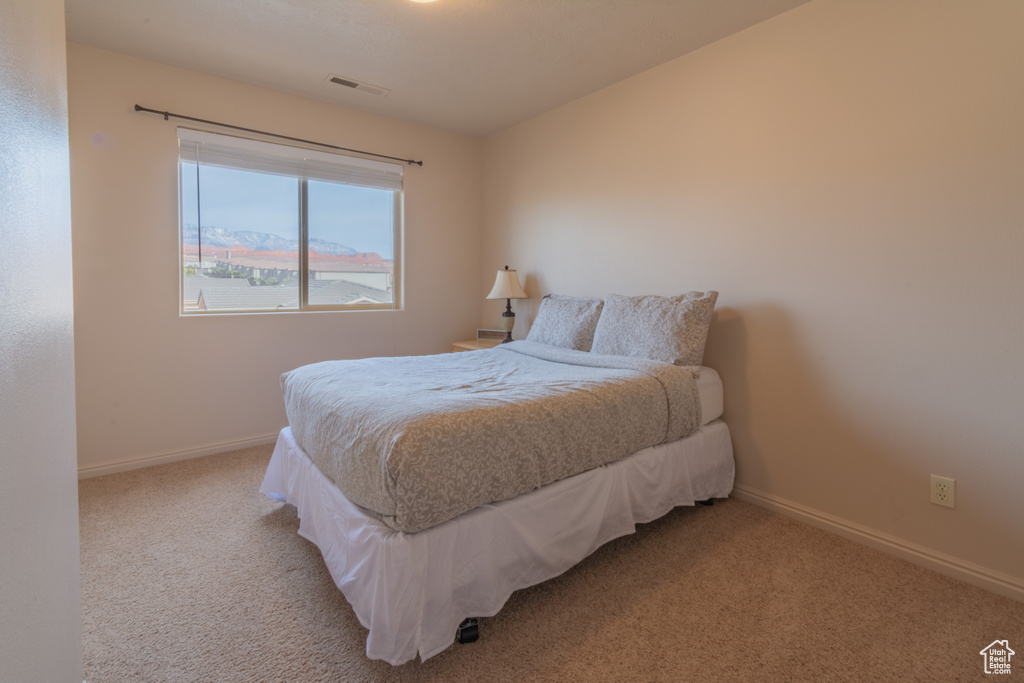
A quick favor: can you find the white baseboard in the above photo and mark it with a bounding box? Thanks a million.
[732,484,1024,604]
[77,432,280,479]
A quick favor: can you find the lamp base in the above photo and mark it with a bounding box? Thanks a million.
[501,304,515,343]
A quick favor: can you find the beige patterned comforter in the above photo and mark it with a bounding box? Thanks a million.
[281,341,701,533]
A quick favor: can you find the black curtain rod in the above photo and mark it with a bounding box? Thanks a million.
[133,104,423,166]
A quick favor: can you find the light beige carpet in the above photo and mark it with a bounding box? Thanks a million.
[80,445,1024,682]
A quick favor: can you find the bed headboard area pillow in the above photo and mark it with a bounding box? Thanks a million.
[589,291,718,369]
[525,294,605,351]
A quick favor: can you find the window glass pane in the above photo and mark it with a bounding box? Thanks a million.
[306,180,395,307]
[181,163,300,312]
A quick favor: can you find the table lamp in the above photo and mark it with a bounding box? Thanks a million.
[486,265,528,343]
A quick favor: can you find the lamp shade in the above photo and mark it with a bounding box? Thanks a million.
[486,267,528,300]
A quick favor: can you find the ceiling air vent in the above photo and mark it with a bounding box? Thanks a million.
[326,74,390,97]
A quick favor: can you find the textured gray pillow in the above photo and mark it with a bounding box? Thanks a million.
[590,291,719,368]
[526,294,604,351]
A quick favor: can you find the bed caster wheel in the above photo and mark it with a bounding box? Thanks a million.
[456,618,479,644]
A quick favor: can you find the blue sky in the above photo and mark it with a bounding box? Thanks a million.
[180,163,395,259]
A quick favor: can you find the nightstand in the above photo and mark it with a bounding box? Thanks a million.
[451,339,503,352]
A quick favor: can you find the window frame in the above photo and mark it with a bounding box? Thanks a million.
[177,127,403,316]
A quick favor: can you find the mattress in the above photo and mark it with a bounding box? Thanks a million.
[261,419,734,665]
[697,366,723,424]
[281,341,703,533]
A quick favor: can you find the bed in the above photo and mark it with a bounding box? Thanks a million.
[260,291,734,664]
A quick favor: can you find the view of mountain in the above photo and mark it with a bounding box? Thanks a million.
[182,224,358,257]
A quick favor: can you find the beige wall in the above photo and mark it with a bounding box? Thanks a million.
[68,44,483,474]
[482,0,1024,591]
[0,0,82,679]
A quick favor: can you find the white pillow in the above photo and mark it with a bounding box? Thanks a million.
[590,291,718,368]
[526,294,604,351]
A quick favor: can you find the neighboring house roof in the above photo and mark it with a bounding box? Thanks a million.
[183,276,249,307]
[183,275,392,311]
[200,284,300,311]
[308,279,393,306]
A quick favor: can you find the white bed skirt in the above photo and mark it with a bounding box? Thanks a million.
[261,421,734,665]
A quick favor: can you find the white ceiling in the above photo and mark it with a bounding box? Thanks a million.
[64,0,811,138]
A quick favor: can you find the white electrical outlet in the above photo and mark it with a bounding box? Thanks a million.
[930,475,955,509]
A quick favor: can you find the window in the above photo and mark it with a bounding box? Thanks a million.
[177,128,402,313]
